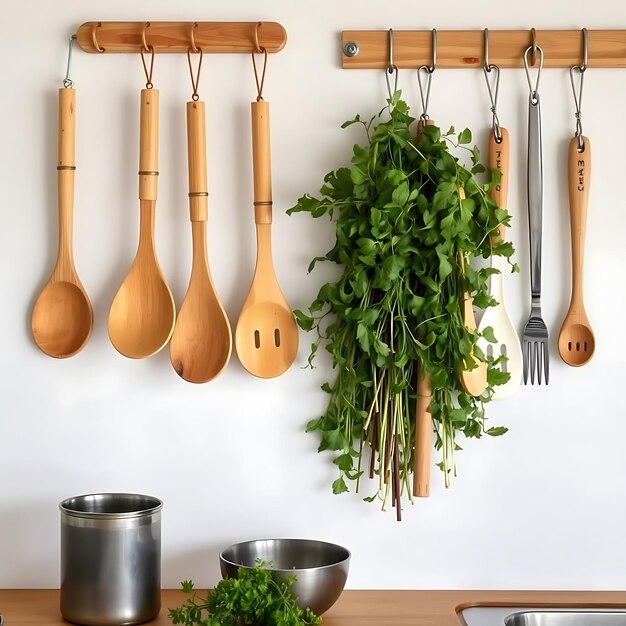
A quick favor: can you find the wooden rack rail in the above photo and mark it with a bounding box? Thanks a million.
[76,21,287,54]
[341,29,626,68]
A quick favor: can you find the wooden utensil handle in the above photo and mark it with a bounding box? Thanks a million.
[187,100,208,222]
[57,88,76,261]
[488,127,510,242]
[413,369,432,498]
[139,88,159,201]
[568,135,591,302]
[58,88,75,168]
[251,100,272,225]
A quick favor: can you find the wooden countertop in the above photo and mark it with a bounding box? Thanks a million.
[3,589,626,625]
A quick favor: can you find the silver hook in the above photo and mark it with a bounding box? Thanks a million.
[570,28,588,151]
[523,44,543,105]
[483,28,490,71]
[483,28,502,141]
[385,28,398,100]
[63,35,76,88]
[579,27,589,71]
[416,29,436,120]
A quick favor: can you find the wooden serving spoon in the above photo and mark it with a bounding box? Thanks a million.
[413,117,435,498]
[108,89,176,358]
[32,88,93,358]
[169,100,232,382]
[558,136,595,366]
[235,100,298,378]
[458,190,488,397]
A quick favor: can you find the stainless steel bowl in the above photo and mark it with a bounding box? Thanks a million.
[219,538,350,615]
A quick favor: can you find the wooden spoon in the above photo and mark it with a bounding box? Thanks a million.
[108,89,176,358]
[558,136,595,366]
[32,88,93,358]
[413,118,434,498]
[235,100,298,378]
[169,100,232,382]
[458,190,488,397]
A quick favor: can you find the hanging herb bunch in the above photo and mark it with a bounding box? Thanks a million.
[288,92,517,514]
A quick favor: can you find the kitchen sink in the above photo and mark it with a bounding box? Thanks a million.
[460,606,626,626]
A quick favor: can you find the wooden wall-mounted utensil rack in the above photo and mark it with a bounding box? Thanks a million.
[341,29,626,68]
[76,21,287,54]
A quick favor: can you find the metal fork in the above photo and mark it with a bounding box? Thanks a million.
[522,45,549,385]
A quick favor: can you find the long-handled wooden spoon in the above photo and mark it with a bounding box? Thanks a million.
[558,136,595,365]
[477,129,523,397]
[458,190,488,397]
[32,88,93,358]
[169,100,232,382]
[235,100,298,378]
[108,88,176,358]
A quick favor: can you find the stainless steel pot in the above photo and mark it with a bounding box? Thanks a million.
[59,493,162,626]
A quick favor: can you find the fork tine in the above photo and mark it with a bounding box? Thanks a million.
[523,341,529,384]
[530,341,536,385]
[543,341,549,384]
[535,341,543,385]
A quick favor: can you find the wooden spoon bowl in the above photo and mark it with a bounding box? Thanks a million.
[32,281,92,358]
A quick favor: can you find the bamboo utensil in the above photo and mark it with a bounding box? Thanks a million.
[108,86,176,358]
[32,87,93,358]
[169,96,232,382]
[477,129,523,397]
[558,136,595,366]
[235,100,298,378]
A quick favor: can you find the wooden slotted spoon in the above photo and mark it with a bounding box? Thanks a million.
[558,136,595,365]
[108,88,176,358]
[32,88,93,358]
[169,100,232,382]
[235,101,298,378]
[476,129,523,397]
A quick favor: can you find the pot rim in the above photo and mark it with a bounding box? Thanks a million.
[59,492,163,520]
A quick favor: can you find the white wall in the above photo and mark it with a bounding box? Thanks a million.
[2,0,626,591]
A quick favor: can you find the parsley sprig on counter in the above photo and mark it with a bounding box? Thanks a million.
[169,561,321,626]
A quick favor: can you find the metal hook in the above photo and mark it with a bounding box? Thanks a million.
[524,44,543,104]
[483,28,490,71]
[530,28,538,66]
[63,35,77,88]
[141,22,151,53]
[190,22,199,54]
[483,68,502,143]
[385,28,398,100]
[570,28,588,151]
[416,29,436,120]
[254,21,263,54]
[91,21,105,53]
[140,23,155,89]
[579,27,589,71]
[429,28,437,73]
